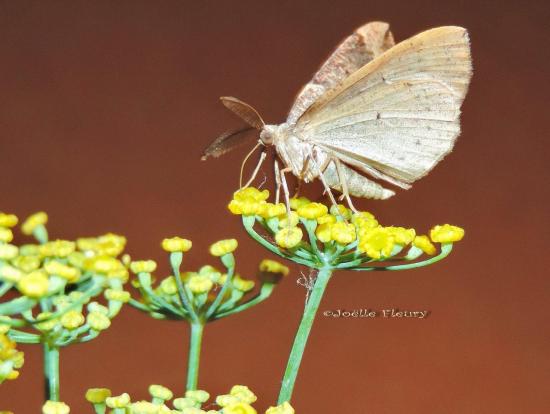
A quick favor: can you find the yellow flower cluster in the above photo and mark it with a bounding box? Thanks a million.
[131,237,289,322]
[0,334,24,384]
[0,212,129,299]
[85,385,294,414]
[228,189,465,261]
[0,212,130,349]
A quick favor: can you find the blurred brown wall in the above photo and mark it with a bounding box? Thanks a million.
[0,0,549,412]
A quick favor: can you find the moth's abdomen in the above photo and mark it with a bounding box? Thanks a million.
[323,161,395,200]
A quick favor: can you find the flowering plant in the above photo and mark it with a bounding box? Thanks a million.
[129,237,288,390]
[1,186,464,413]
[228,187,464,403]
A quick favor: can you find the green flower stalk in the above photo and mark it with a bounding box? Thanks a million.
[0,212,130,402]
[129,236,289,391]
[228,187,465,404]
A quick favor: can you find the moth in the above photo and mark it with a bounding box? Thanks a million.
[203,21,473,210]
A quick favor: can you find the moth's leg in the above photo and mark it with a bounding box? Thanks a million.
[310,157,339,209]
[243,150,267,188]
[274,159,281,204]
[279,166,293,217]
[294,180,302,198]
[239,142,262,188]
[294,154,312,198]
[334,158,359,213]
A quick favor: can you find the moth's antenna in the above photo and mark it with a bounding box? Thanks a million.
[239,141,262,188]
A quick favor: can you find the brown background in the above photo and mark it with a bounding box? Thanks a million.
[0,0,549,412]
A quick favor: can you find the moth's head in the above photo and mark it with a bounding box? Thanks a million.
[259,125,277,145]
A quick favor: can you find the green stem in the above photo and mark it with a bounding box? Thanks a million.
[43,343,60,401]
[278,267,332,404]
[186,322,204,391]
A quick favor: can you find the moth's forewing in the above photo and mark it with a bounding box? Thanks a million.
[297,26,472,187]
[202,127,256,160]
[288,21,395,124]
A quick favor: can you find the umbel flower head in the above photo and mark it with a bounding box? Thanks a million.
[228,187,464,271]
[0,211,129,375]
[84,384,294,414]
[129,236,289,323]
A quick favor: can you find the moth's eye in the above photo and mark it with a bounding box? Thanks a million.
[260,129,274,145]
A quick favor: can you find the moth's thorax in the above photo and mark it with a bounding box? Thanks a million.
[261,123,324,182]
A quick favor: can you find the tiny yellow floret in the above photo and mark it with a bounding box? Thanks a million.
[85,388,112,404]
[289,196,310,210]
[0,265,23,283]
[228,198,265,216]
[230,385,257,404]
[17,271,49,298]
[259,203,287,219]
[149,384,173,401]
[259,259,289,276]
[232,276,255,292]
[386,227,416,245]
[209,239,238,256]
[87,312,111,331]
[331,222,356,245]
[317,213,337,225]
[233,187,270,202]
[352,212,379,230]
[215,394,240,407]
[315,223,332,244]
[173,397,200,410]
[0,228,13,243]
[296,202,328,220]
[275,227,303,249]
[105,289,131,303]
[430,224,465,243]
[413,235,437,255]
[22,212,48,235]
[278,212,299,229]
[265,402,295,414]
[185,390,210,403]
[44,261,81,282]
[224,402,257,414]
[330,204,351,220]
[0,244,19,260]
[159,276,178,295]
[162,237,192,253]
[105,393,130,408]
[130,401,160,414]
[358,228,395,260]
[0,213,18,228]
[40,240,76,258]
[130,260,157,274]
[187,275,214,294]
[60,311,85,330]
[42,401,70,414]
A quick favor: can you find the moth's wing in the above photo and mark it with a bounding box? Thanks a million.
[287,21,395,124]
[202,127,256,160]
[297,26,472,187]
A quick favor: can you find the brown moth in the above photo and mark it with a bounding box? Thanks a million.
[203,21,473,210]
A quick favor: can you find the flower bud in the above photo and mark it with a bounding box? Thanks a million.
[161,237,192,253]
[209,239,238,256]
